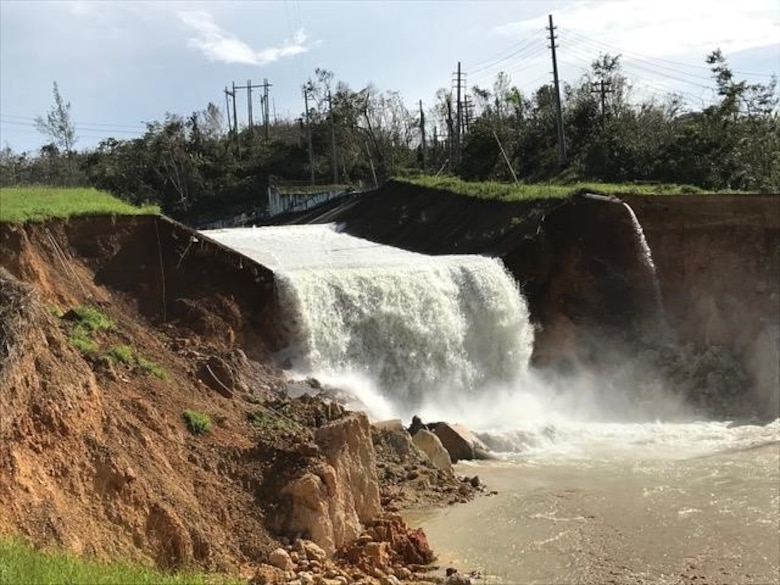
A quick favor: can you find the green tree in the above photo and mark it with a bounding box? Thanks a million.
[35,82,77,154]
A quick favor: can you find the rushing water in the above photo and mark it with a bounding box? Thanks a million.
[205,223,779,582]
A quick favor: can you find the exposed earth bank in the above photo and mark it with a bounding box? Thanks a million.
[0,216,478,583]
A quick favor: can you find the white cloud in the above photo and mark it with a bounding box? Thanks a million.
[492,0,780,58]
[179,11,310,66]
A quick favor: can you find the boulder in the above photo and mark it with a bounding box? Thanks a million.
[411,429,452,473]
[280,413,381,555]
[268,548,294,571]
[431,422,493,462]
[371,419,404,432]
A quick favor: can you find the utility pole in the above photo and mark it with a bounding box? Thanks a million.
[234,79,264,133]
[547,14,567,168]
[464,96,473,134]
[419,100,427,173]
[224,86,233,134]
[454,61,464,165]
[591,79,614,123]
[328,91,338,185]
[228,82,239,156]
[262,78,273,141]
[303,86,315,186]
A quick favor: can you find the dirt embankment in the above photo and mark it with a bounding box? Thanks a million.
[0,216,475,581]
[306,181,780,419]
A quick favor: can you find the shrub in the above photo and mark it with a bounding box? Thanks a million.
[182,410,211,436]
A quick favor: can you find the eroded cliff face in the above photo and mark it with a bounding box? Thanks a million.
[625,195,780,418]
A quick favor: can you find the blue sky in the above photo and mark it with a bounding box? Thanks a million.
[1,0,778,152]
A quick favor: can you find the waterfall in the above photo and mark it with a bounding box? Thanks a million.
[203,224,535,413]
[621,202,665,321]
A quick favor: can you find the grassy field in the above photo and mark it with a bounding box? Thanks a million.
[0,187,159,223]
[0,538,241,585]
[397,175,741,201]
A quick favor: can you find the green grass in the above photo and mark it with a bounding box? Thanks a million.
[0,186,159,223]
[397,175,743,201]
[182,410,212,436]
[248,409,297,433]
[63,306,115,355]
[137,356,168,380]
[107,344,135,364]
[70,305,116,332]
[106,344,168,379]
[0,537,241,585]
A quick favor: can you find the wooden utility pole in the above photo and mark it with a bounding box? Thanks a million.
[419,100,427,173]
[262,78,273,140]
[454,61,463,165]
[547,14,567,168]
[234,80,264,131]
[230,82,240,156]
[303,86,315,186]
[224,86,233,134]
[591,79,614,123]
[328,91,338,185]
[493,130,519,183]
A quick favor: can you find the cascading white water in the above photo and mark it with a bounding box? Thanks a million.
[204,224,534,417]
[203,223,779,460]
[622,202,665,316]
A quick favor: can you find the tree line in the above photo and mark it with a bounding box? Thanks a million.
[1,50,777,218]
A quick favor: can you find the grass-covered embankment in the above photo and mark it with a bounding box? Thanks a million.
[0,538,241,585]
[398,175,740,201]
[0,187,159,223]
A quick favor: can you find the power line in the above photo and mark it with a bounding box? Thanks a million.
[465,31,546,70]
[468,37,547,76]
[562,28,777,78]
[0,118,144,135]
[1,114,146,131]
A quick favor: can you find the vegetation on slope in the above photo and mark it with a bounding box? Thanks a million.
[0,538,241,585]
[0,187,159,223]
[396,175,736,202]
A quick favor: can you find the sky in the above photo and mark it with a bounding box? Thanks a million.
[1,0,778,153]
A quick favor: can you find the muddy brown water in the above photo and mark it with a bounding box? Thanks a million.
[407,438,780,585]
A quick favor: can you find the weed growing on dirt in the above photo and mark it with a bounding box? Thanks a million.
[62,305,114,355]
[67,326,98,354]
[0,187,159,223]
[107,344,134,365]
[0,537,241,584]
[248,410,297,432]
[137,356,168,380]
[183,410,212,435]
[70,305,115,332]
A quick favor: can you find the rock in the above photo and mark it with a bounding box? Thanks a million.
[446,568,458,576]
[250,564,287,584]
[412,429,453,473]
[408,415,426,435]
[394,567,412,580]
[301,540,328,563]
[364,541,389,567]
[380,576,401,585]
[469,476,480,488]
[431,423,492,462]
[372,419,404,432]
[281,413,381,555]
[445,575,472,585]
[268,548,294,572]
